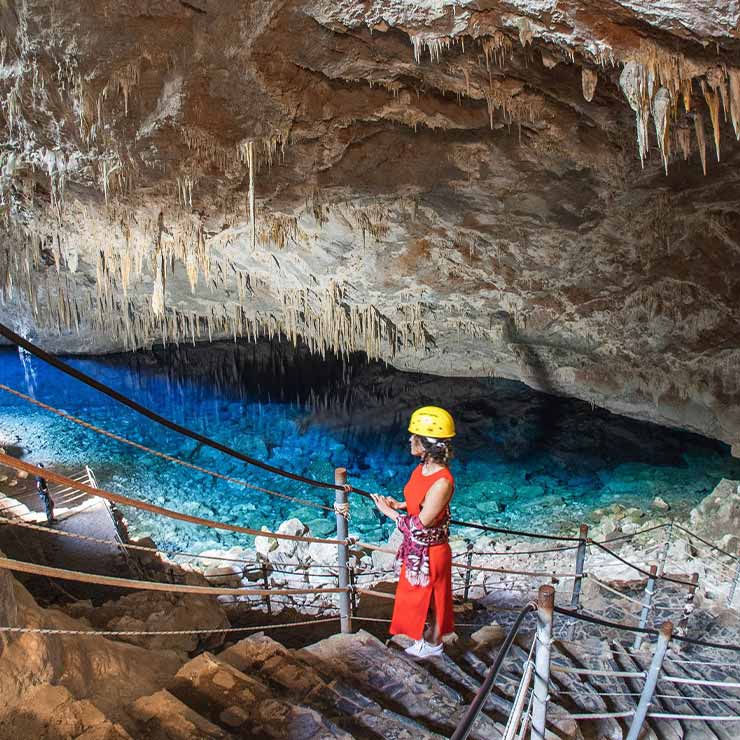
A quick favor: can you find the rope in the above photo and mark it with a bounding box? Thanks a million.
[0,454,346,546]
[591,523,670,545]
[589,540,695,587]
[586,574,646,607]
[0,383,333,512]
[674,524,739,562]
[647,713,740,722]
[451,560,576,578]
[551,666,645,678]
[333,501,350,519]
[473,544,580,556]
[0,513,258,566]
[448,519,580,542]
[0,323,348,493]
[0,617,340,637]
[354,588,395,600]
[554,605,740,652]
[0,554,346,597]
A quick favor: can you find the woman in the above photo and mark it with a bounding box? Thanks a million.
[371,405,456,659]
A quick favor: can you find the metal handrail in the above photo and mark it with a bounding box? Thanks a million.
[449,600,537,740]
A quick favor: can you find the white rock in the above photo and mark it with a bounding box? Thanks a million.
[652,496,670,511]
[275,518,308,558]
[255,527,278,559]
[308,540,338,565]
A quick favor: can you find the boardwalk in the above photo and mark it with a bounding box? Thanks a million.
[0,462,130,602]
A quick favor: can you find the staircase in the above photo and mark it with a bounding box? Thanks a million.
[123,623,740,740]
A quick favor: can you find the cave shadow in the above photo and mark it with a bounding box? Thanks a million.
[495,310,559,458]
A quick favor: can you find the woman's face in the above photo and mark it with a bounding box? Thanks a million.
[409,434,425,457]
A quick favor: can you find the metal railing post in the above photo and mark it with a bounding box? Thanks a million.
[334,467,351,634]
[677,572,699,638]
[463,540,473,600]
[626,621,673,740]
[633,564,658,650]
[531,585,555,740]
[726,547,740,608]
[349,563,357,617]
[657,521,673,578]
[261,562,272,617]
[567,524,589,640]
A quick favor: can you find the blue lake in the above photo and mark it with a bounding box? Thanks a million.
[1,341,739,552]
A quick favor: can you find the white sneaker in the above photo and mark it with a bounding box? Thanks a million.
[404,639,444,659]
[404,639,426,657]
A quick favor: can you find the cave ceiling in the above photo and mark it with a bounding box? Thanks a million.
[0,1,739,449]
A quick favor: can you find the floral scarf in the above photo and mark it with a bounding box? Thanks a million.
[394,509,450,587]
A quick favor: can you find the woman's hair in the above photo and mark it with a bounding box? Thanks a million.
[417,435,454,465]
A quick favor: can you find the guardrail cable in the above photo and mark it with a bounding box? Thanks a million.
[0,454,346,546]
[589,540,695,587]
[0,616,340,637]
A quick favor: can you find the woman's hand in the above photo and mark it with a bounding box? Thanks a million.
[384,497,407,511]
[370,493,400,521]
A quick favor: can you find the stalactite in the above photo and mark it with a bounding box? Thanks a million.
[620,62,651,167]
[481,33,512,69]
[693,112,707,174]
[701,80,721,162]
[152,254,165,316]
[676,125,692,161]
[176,175,196,209]
[246,140,256,251]
[581,68,598,102]
[652,87,671,175]
[729,68,740,140]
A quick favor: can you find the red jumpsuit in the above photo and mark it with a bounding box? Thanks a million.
[389,465,455,641]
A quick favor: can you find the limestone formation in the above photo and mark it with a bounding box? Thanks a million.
[0,1,738,450]
[690,478,740,541]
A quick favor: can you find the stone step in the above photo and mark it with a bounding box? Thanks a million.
[0,684,134,740]
[297,629,505,739]
[219,632,444,739]
[128,688,233,739]
[388,636,516,718]
[168,651,350,739]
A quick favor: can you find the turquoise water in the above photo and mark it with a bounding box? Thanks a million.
[1,341,739,552]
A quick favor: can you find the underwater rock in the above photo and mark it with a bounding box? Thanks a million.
[652,496,671,511]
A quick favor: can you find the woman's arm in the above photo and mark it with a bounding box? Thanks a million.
[418,479,453,527]
[371,494,401,521]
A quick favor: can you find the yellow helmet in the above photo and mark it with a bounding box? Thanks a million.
[408,406,456,439]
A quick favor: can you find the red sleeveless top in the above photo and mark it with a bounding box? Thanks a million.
[403,464,454,528]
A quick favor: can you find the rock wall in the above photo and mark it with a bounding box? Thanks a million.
[0,1,738,448]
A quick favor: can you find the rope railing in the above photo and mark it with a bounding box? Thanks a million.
[0,555,347,598]
[0,382,729,595]
[0,513,350,575]
[0,617,341,637]
[0,453,346,547]
[0,327,579,541]
[674,523,739,562]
